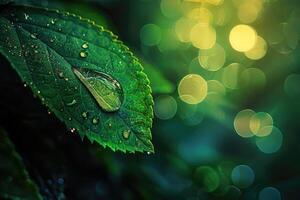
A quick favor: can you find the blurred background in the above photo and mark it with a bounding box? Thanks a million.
[1,0,300,199]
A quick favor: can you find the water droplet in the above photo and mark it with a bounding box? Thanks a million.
[68,117,72,121]
[122,130,131,139]
[66,99,77,106]
[70,128,76,133]
[72,67,123,112]
[24,83,27,87]
[82,43,89,49]
[81,112,88,119]
[147,151,151,155]
[24,13,29,20]
[92,117,99,124]
[30,33,37,39]
[58,72,64,78]
[37,90,41,94]
[51,19,55,24]
[79,51,88,58]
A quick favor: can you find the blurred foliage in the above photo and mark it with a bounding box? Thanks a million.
[0,128,42,200]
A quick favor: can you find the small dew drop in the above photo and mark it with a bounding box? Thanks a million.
[122,130,131,139]
[92,117,99,124]
[68,117,72,121]
[30,33,37,39]
[24,83,27,87]
[70,128,76,133]
[82,43,89,49]
[147,152,151,155]
[58,72,64,78]
[37,90,41,94]
[81,112,88,119]
[66,99,77,106]
[24,13,29,20]
[79,51,88,58]
[51,19,55,24]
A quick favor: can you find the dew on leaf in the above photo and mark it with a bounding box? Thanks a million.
[81,112,88,119]
[92,117,99,124]
[66,99,77,106]
[57,72,63,78]
[122,130,131,139]
[30,33,37,39]
[79,51,88,58]
[82,43,89,49]
[72,67,124,112]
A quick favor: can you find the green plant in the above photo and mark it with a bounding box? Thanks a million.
[0,2,154,153]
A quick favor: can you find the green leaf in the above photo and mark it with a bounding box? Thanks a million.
[0,128,42,200]
[0,4,154,153]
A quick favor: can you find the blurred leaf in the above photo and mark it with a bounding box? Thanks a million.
[0,128,42,200]
[142,61,175,94]
[0,4,153,153]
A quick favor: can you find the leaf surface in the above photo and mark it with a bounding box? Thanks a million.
[0,4,154,153]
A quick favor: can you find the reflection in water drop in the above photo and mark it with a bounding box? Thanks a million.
[256,126,283,154]
[82,43,89,49]
[73,67,123,112]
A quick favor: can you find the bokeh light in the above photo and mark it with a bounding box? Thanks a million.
[207,80,226,95]
[237,1,262,24]
[160,0,181,19]
[229,25,257,52]
[250,112,273,137]
[187,7,213,24]
[234,109,255,138]
[175,17,195,42]
[178,74,208,104]
[284,74,300,99]
[140,24,161,46]
[245,36,268,60]
[240,68,266,89]
[198,43,226,71]
[190,23,216,49]
[256,126,283,154]
[222,63,245,89]
[231,165,255,188]
[154,95,177,120]
[259,187,282,200]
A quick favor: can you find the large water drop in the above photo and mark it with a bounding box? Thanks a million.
[73,67,123,112]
